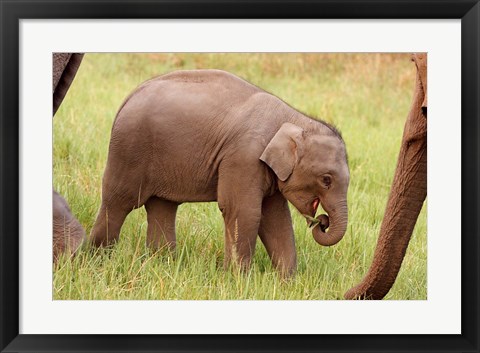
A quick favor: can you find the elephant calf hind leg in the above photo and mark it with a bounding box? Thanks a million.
[90,203,130,247]
[145,197,178,251]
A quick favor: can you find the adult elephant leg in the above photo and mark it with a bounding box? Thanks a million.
[145,197,178,251]
[258,191,297,278]
[345,88,427,299]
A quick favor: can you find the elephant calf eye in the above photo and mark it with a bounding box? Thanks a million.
[322,176,332,187]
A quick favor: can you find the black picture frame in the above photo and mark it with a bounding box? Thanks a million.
[1,1,479,352]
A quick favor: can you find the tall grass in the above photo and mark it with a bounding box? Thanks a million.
[53,53,426,300]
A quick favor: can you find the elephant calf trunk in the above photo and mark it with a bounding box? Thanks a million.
[311,203,348,246]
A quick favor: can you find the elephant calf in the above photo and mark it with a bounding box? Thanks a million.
[91,69,350,276]
[53,190,85,262]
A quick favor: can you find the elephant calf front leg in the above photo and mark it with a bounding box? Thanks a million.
[145,197,178,251]
[219,196,263,271]
[258,191,297,278]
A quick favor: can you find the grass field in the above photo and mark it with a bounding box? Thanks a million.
[53,53,427,300]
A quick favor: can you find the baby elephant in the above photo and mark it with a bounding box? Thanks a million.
[53,190,85,262]
[91,69,349,276]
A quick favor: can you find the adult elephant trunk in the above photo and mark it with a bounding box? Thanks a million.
[345,53,427,300]
[312,200,348,247]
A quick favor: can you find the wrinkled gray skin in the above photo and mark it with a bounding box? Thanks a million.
[53,190,85,262]
[91,69,350,276]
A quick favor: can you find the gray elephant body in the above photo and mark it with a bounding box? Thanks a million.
[112,70,264,203]
[91,69,349,275]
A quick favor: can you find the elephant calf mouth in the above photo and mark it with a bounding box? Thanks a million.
[303,198,330,232]
[317,214,330,232]
[304,214,330,232]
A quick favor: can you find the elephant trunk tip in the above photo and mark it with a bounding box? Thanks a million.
[344,286,366,300]
[344,284,385,300]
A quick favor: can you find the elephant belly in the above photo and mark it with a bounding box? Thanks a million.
[151,160,219,203]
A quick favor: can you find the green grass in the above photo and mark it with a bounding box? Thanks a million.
[53,53,427,300]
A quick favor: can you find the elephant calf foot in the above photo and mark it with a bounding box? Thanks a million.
[147,239,176,255]
[223,236,257,273]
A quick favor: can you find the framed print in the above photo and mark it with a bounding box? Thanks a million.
[1,1,479,352]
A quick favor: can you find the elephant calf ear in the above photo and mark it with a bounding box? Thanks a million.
[260,122,304,181]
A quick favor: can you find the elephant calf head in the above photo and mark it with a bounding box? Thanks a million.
[261,122,350,246]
